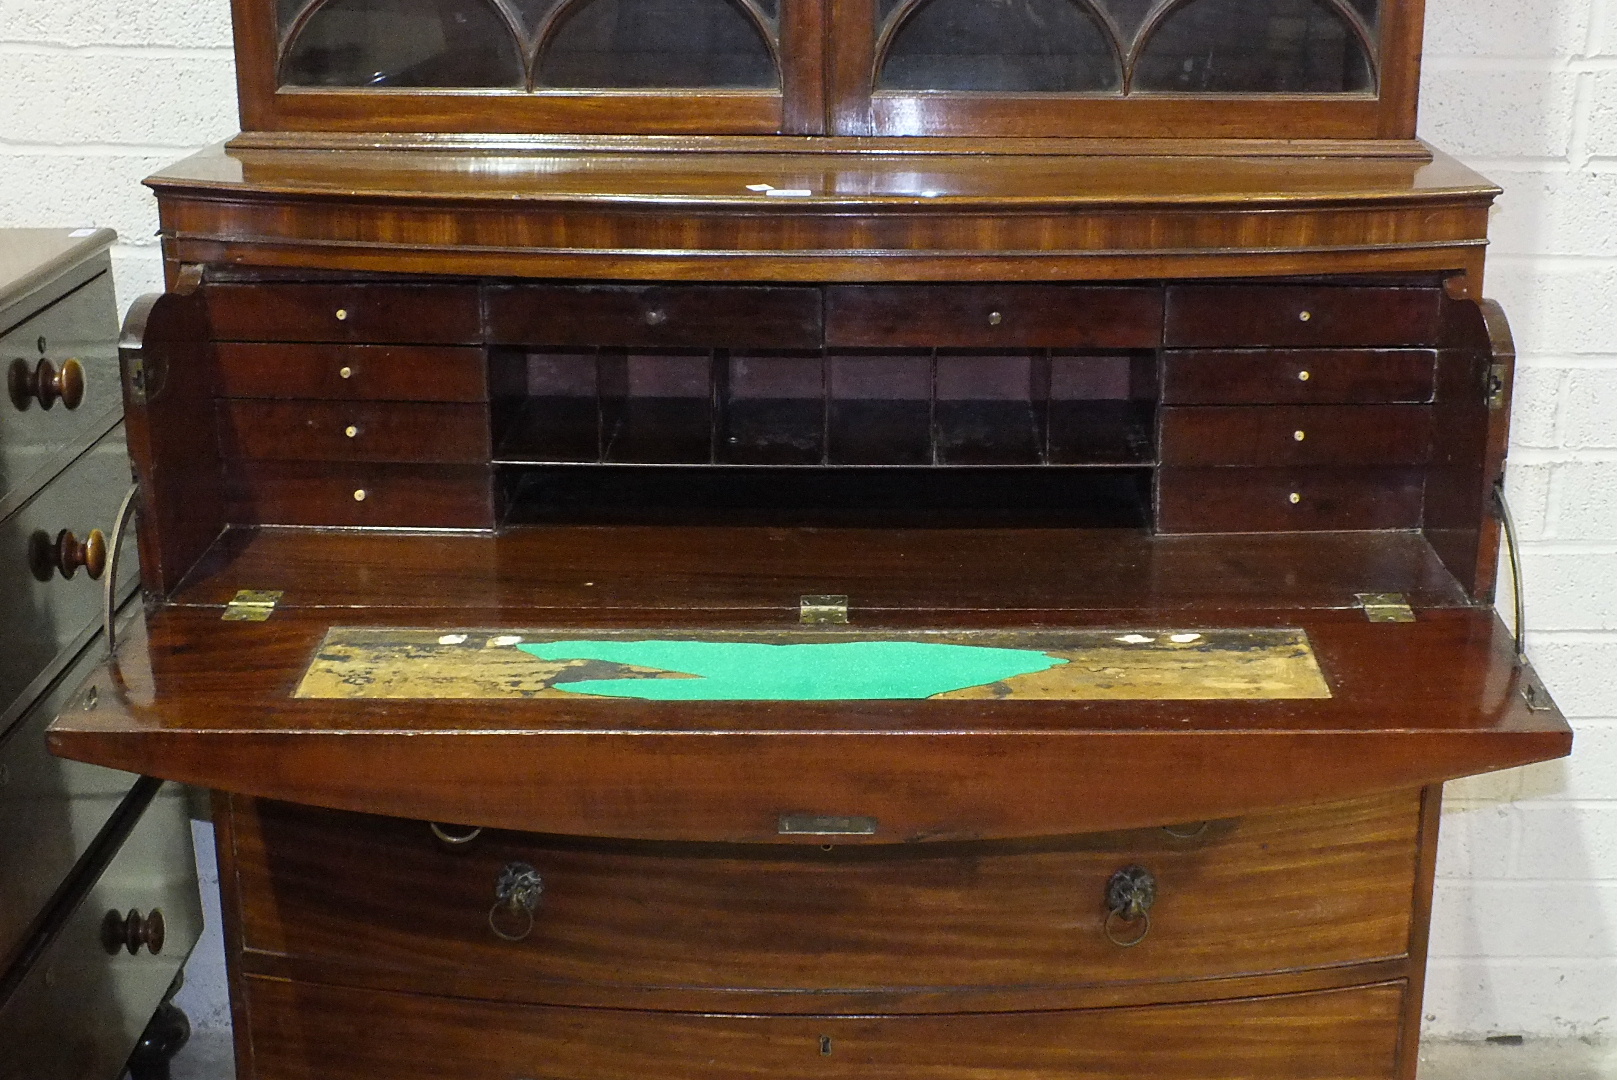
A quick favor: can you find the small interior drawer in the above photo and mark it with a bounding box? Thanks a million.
[226,461,494,528]
[1162,349,1437,404]
[243,978,1404,1080]
[231,792,1419,1010]
[1165,286,1442,348]
[1157,466,1425,533]
[215,344,488,402]
[207,284,481,344]
[486,285,822,348]
[825,285,1162,347]
[1160,405,1432,467]
[219,400,490,464]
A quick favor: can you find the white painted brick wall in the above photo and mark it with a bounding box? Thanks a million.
[1,0,1613,1044]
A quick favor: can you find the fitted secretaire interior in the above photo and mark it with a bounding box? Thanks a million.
[39,0,1575,1076]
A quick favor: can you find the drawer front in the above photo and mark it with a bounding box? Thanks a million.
[0,270,121,514]
[1158,467,1424,533]
[0,782,201,1080]
[1160,406,1432,467]
[219,401,490,464]
[207,284,481,344]
[0,634,139,971]
[1162,350,1437,405]
[228,461,494,528]
[825,285,1162,348]
[245,978,1403,1080]
[487,285,822,349]
[216,343,488,402]
[0,427,137,722]
[233,794,1420,1009]
[1165,286,1442,348]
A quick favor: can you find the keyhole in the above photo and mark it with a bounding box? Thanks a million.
[819,1036,833,1056]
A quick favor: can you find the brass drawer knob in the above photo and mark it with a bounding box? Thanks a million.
[645,308,668,326]
[489,861,544,942]
[1104,865,1156,947]
[988,310,1003,326]
[8,357,85,411]
[30,528,106,582]
[101,908,165,956]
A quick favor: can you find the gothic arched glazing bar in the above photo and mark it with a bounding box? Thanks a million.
[1125,0,1377,94]
[528,0,780,89]
[278,0,526,87]
[873,0,1125,93]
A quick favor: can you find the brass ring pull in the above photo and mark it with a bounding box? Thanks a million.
[429,822,483,845]
[488,862,543,942]
[1104,865,1156,948]
[1161,821,1209,840]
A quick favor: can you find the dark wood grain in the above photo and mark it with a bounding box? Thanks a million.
[146,145,1497,284]
[215,343,488,402]
[225,461,493,527]
[243,977,1405,1080]
[1157,467,1425,533]
[117,282,226,599]
[1159,406,1432,467]
[230,793,1418,1011]
[1161,350,1437,405]
[218,400,490,464]
[1165,286,1443,348]
[166,525,1474,613]
[49,600,1570,843]
[485,284,822,348]
[823,286,1163,348]
[207,283,480,344]
[1396,784,1444,1080]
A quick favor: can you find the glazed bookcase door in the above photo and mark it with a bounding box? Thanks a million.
[827,0,1425,137]
[236,0,828,133]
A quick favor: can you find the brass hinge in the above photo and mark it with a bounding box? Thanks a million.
[1486,362,1508,410]
[800,594,849,625]
[1356,593,1415,623]
[222,589,283,622]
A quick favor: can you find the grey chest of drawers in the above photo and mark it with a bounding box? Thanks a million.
[0,229,201,1080]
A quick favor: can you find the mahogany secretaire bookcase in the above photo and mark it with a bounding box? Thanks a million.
[47,0,1573,1077]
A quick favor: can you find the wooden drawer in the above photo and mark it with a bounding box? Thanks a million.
[1165,286,1442,348]
[1158,467,1424,533]
[1162,350,1437,404]
[207,284,480,344]
[0,269,121,516]
[0,427,137,722]
[244,978,1404,1080]
[219,401,490,464]
[215,343,487,402]
[0,782,201,1080]
[1160,406,1432,467]
[0,635,138,971]
[487,285,821,348]
[231,793,1420,1012]
[825,285,1162,347]
[227,461,493,528]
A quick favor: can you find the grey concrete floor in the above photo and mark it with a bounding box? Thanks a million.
[165,1029,1617,1079]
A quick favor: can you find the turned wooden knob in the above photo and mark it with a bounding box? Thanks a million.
[101,908,165,955]
[8,357,85,411]
[30,528,107,581]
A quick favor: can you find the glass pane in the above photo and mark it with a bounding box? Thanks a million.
[878,0,1121,92]
[1095,0,1159,45]
[1344,0,1376,27]
[281,0,523,86]
[1132,0,1373,93]
[537,0,778,88]
[507,0,568,32]
[278,0,313,36]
